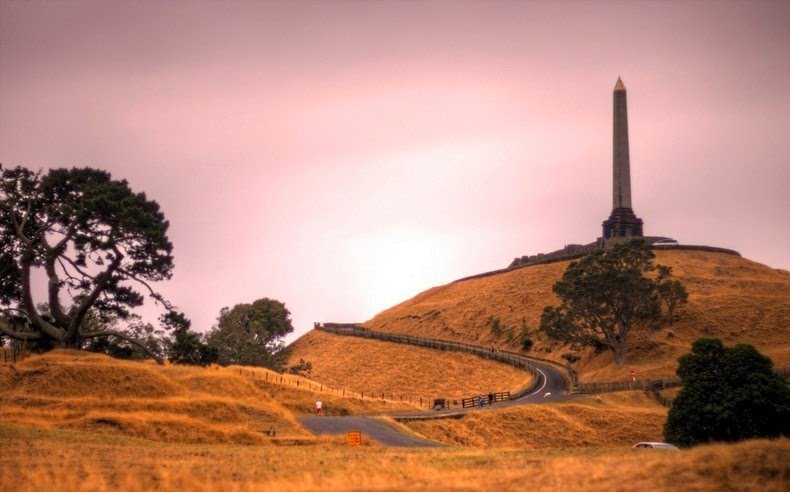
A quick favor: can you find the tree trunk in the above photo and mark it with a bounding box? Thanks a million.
[614,335,628,365]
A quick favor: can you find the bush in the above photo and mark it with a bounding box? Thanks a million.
[288,359,313,376]
[664,338,790,447]
[488,316,504,337]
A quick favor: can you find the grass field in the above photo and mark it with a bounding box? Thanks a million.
[287,330,534,401]
[1,351,787,491]
[1,423,787,491]
[354,250,789,382]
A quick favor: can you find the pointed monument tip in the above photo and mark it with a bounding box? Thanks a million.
[614,77,626,92]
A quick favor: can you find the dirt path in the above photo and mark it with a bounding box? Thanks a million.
[298,416,444,447]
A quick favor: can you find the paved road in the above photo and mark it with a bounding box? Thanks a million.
[298,416,445,447]
[299,360,572,446]
[390,358,572,420]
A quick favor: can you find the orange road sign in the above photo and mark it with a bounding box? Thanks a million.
[346,431,362,446]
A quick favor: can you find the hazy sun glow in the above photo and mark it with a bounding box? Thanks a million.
[1,1,788,341]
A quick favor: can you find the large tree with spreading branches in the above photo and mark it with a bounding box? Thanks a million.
[539,239,662,365]
[206,298,294,368]
[0,165,184,363]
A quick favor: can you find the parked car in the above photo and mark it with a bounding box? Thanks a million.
[632,442,679,450]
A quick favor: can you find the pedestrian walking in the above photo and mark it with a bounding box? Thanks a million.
[477,395,484,408]
[488,392,494,405]
[315,400,323,415]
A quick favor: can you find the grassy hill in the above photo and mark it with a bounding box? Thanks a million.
[0,350,414,444]
[287,330,534,402]
[356,250,789,382]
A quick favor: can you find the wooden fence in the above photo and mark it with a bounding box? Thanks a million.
[644,379,673,407]
[232,366,435,409]
[461,391,511,408]
[314,323,576,390]
[575,378,681,394]
[315,324,790,399]
[578,366,790,396]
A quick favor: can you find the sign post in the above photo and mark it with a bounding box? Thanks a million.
[346,430,362,446]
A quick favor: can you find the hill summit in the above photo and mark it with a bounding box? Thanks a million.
[324,249,789,382]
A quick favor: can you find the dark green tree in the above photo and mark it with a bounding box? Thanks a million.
[539,239,660,365]
[0,165,183,362]
[664,338,790,447]
[656,265,689,325]
[206,298,294,368]
[518,319,534,351]
[164,311,217,366]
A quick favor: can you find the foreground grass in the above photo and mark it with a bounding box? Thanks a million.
[1,424,787,491]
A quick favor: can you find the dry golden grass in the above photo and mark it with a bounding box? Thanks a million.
[403,391,668,448]
[362,250,790,381]
[0,423,787,491]
[0,350,311,444]
[0,349,419,443]
[237,367,418,415]
[287,330,534,401]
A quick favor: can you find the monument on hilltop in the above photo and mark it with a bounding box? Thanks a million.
[499,77,739,275]
[601,77,644,239]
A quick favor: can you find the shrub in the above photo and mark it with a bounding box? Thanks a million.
[488,316,504,337]
[288,359,313,376]
[664,338,790,447]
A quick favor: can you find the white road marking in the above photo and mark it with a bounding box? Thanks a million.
[520,367,548,399]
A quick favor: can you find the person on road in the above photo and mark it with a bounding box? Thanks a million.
[488,392,494,405]
[315,400,323,415]
[477,395,484,408]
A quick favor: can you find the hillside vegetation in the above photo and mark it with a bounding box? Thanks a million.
[358,250,789,381]
[403,391,666,448]
[0,350,413,444]
[287,330,534,401]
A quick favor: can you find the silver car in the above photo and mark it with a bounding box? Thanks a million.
[633,442,679,450]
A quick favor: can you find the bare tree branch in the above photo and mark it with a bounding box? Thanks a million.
[79,329,163,365]
[0,318,41,340]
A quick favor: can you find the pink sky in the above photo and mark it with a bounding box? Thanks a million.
[1,1,788,342]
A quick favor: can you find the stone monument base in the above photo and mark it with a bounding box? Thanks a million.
[602,207,643,238]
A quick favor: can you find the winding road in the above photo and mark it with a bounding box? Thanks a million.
[298,347,572,447]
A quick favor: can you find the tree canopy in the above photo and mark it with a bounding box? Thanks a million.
[656,265,689,325]
[539,239,661,365]
[0,165,184,361]
[206,298,294,368]
[664,338,790,447]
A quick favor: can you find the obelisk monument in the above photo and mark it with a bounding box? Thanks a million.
[602,77,643,239]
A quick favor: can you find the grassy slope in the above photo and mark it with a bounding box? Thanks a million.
[0,350,413,444]
[1,423,787,491]
[287,330,534,401]
[361,250,790,381]
[403,391,667,448]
